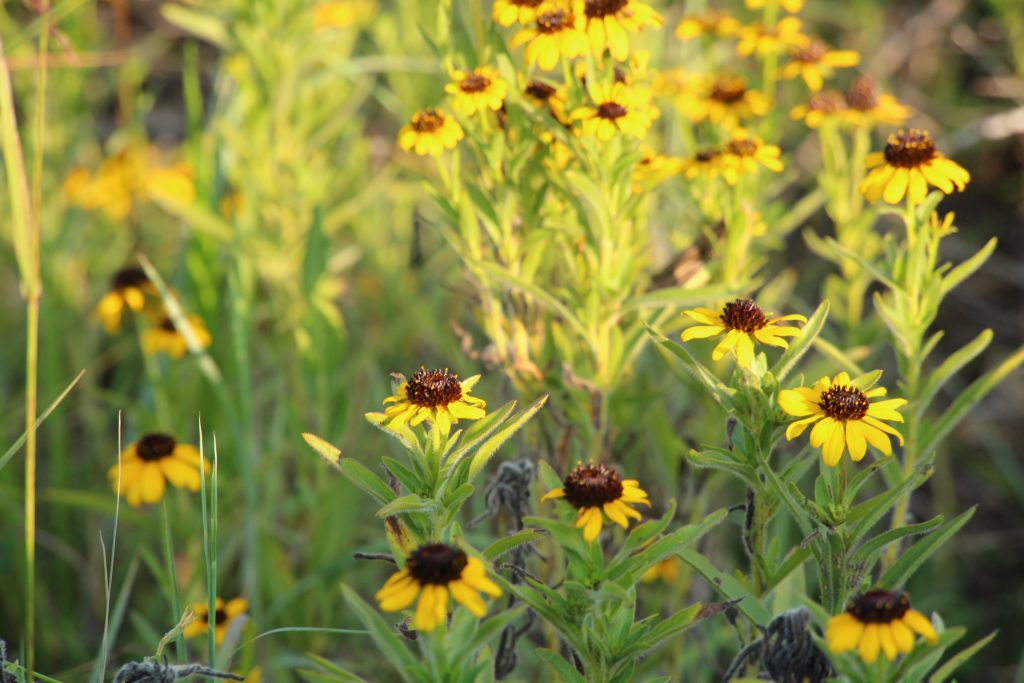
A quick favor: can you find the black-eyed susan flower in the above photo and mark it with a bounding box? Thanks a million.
[312,0,376,30]
[382,368,486,435]
[108,433,210,507]
[860,129,970,205]
[681,148,724,180]
[375,544,502,632]
[572,82,656,141]
[736,17,805,57]
[842,75,911,127]
[579,0,663,62]
[493,0,545,27]
[142,315,212,359]
[681,75,769,131]
[445,67,509,116]
[511,3,588,71]
[721,130,784,185]
[398,109,464,157]
[681,299,805,367]
[781,39,860,92]
[524,79,569,123]
[745,0,803,13]
[183,597,249,644]
[674,11,739,41]
[779,371,907,466]
[96,267,155,334]
[789,90,847,129]
[542,462,650,542]
[826,590,938,663]
[633,147,683,188]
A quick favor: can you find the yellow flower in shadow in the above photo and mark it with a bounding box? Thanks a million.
[183,597,249,645]
[142,315,213,359]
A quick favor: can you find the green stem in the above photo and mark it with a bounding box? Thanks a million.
[160,499,186,663]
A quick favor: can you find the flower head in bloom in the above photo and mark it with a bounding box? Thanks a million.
[721,130,783,185]
[398,109,464,157]
[681,148,724,180]
[542,462,650,542]
[511,4,587,71]
[108,433,210,507]
[493,0,545,26]
[375,544,501,632]
[313,0,376,29]
[183,597,249,644]
[681,75,770,131]
[445,67,509,116]
[826,590,938,663]
[737,17,805,57]
[383,368,486,435]
[745,0,803,13]
[579,0,663,62]
[96,267,155,334]
[674,11,739,41]
[842,75,911,127]
[142,315,212,359]
[781,39,859,92]
[681,299,805,367]
[524,79,569,123]
[790,90,847,129]
[779,371,907,466]
[572,82,655,141]
[633,147,683,188]
[860,129,970,205]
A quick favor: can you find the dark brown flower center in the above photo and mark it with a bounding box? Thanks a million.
[726,138,758,157]
[459,73,491,93]
[136,433,177,461]
[405,368,463,408]
[807,91,847,114]
[537,9,573,33]
[819,385,869,421]
[596,101,627,120]
[525,80,557,100]
[411,109,445,133]
[158,317,177,332]
[847,590,911,624]
[584,0,629,18]
[111,267,148,291]
[883,129,937,168]
[720,299,768,333]
[562,463,623,508]
[695,148,721,163]
[512,0,543,6]
[710,77,747,104]
[791,39,827,63]
[845,75,879,111]
[406,544,468,585]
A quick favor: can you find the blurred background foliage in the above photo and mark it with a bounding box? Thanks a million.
[0,0,1022,680]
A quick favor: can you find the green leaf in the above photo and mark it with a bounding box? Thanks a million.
[851,515,945,567]
[467,394,548,480]
[879,506,976,588]
[339,584,416,683]
[478,262,588,339]
[614,499,677,560]
[635,604,702,649]
[685,449,758,486]
[646,323,736,409]
[535,650,587,683]
[381,456,425,494]
[375,493,437,518]
[677,549,771,626]
[941,237,997,296]
[337,459,397,505]
[916,329,993,416]
[847,465,933,542]
[302,432,343,469]
[160,4,233,49]
[927,629,997,683]
[305,653,369,682]
[483,529,546,561]
[822,237,900,290]
[606,508,728,584]
[770,299,830,383]
[0,369,85,474]
[444,400,517,468]
[302,205,328,295]
[919,345,1024,457]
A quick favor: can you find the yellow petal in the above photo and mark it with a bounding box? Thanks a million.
[878,623,898,660]
[448,580,486,617]
[890,618,915,653]
[825,613,864,653]
[859,623,880,663]
[902,609,938,644]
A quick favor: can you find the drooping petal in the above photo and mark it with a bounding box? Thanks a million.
[786,415,821,440]
[902,610,938,644]
[542,487,566,501]
[448,579,487,617]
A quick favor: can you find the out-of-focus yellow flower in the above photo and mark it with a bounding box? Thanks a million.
[842,75,912,127]
[539,130,576,170]
[397,109,464,156]
[64,146,194,219]
[681,299,805,368]
[826,590,938,663]
[860,129,970,205]
[511,3,588,71]
[142,315,213,359]
[376,544,501,632]
[571,82,656,141]
[737,16,805,57]
[445,67,509,116]
[578,0,663,62]
[678,74,769,130]
[745,0,803,13]
[220,191,244,220]
[633,147,683,189]
[183,598,249,644]
[721,130,783,184]
[108,433,209,507]
[790,90,848,128]
[524,79,569,123]
[493,0,546,27]
[642,556,681,583]
[543,462,650,542]
[95,267,156,334]
[675,11,740,40]
[681,148,725,180]
[781,39,859,92]
[313,0,376,29]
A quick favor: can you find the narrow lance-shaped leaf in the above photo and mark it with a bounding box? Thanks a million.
[467,394,548,481]
[770,299,830,383]
[940,237,997,296]
[879,506,976,588]
[915,329,992,417]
